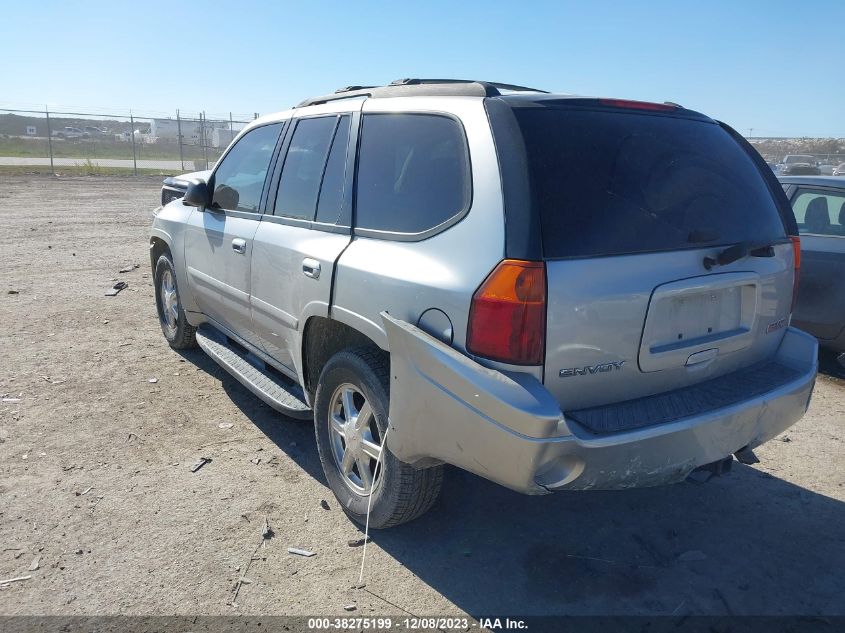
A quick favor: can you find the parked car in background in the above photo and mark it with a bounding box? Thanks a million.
[151,79,816,528]
[780,175,845,364]
[779,155,821,175]
[818,162,836,176]
[83,125,108,138]
[833,163,845,177]
[53,126,87,139]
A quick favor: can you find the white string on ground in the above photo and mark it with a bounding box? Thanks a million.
[357,422,391,587]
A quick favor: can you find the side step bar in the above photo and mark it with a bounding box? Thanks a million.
[196,327,312,420]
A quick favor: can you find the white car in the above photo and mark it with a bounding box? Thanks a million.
[53,126,87,140]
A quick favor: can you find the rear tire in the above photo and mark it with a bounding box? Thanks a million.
[154,252,197,350]
[314,347,443,529]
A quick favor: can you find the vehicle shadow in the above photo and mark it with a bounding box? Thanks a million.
[180,347,845,617]
[368,465,845,616]
[175,347,327,485]
[818,348,845,381]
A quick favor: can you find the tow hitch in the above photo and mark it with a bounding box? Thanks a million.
[686,455,734,483]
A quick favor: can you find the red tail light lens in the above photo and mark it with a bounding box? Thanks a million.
[466,260,546,365]
[790,235,801,313]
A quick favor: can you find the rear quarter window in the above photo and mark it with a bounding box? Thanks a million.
[514,107,787,258]
[354,113,470,236]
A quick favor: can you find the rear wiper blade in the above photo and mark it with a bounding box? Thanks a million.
[703,241,776,270]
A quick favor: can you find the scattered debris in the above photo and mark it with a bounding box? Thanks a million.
[678,550,707,562]
[118,264,140,273]
[2,397,21,403]
[126,433,137,442]
[28,556,41,571]
[343,604,357,612]
[0,575,31,585]
[287,547,315,557]
[7,289,19,295]
[104,281,128,296]
[147,378,158,384]
[190,457,212,473]
[218,422,234,429]
[75,487,93,496]
[348,537,370,548]
[778,436,792,443]
[262,518,274,540]
[320,499,330,511]
[74,549,83,555]
[351,583,366,590]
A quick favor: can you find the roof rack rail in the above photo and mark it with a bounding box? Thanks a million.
[296,78,548,108]
[335,85,377,94]
[389,78,548,93]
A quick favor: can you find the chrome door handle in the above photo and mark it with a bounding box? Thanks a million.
[232,238,247,254]
[302,258,321,279]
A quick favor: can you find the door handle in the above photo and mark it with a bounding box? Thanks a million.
[232,238,247,254]
[302,258,321,279]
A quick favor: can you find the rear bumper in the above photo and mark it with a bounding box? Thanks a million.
[383,314,817,494]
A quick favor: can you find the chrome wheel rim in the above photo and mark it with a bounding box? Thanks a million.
[159,269,179,335]
[328,383,384,495]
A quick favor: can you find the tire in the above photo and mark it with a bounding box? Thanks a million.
[314,346,443,529]
[153,252,197,349]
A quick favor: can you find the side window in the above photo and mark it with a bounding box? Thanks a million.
[355,113,470,234]
[274,116,337,220]
[211,123,282,212]
[791,188,845,236]
[315,115,352,224]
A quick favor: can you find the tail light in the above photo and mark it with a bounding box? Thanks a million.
[466,260,546,365]
[790,235,801,313]
[598,98,677,112]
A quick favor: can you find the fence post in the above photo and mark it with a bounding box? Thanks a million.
[45,105,55,174]
[201,111,209,169]
[129,110,138,176]
[177,109,184,171]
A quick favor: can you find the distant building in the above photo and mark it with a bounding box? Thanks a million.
[26,125,37,136]
[149,117,239,146]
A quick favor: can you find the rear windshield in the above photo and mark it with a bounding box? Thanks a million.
[513,107,787,258]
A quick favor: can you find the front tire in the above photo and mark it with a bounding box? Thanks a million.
[154,252,197,349]
[314,347,443,529]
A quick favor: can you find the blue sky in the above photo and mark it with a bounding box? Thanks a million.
[1,0,843,136]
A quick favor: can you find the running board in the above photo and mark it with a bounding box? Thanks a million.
[196,327,312,420]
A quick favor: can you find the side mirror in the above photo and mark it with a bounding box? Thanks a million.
[183,180,210,208]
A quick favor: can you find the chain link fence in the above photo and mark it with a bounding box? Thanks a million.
[0,106,257,176]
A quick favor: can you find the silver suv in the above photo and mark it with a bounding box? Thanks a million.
[151,79,817,528]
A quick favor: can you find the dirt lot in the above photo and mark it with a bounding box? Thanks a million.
[1,175,844,618]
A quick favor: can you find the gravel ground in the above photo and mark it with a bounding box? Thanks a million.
[0,175,843,618]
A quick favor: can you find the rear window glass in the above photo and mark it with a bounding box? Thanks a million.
[513,107,786,258]
[355,113,470,234]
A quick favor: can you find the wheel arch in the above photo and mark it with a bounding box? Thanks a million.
[301,316,385,401]
[149,234,171,273]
